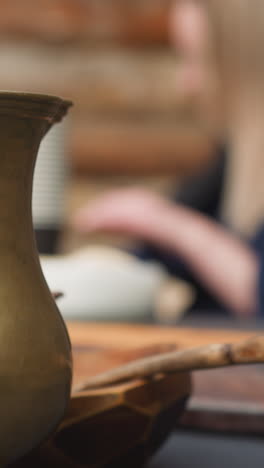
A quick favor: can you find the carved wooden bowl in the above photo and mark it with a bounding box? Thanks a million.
[12,345,191,467]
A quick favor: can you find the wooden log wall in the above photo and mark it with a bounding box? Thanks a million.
[0,0,171,44]
[0,0,213,174]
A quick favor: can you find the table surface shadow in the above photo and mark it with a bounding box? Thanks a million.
[147,431,264,468]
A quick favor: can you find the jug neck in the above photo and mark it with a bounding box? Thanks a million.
[0,92,71,254]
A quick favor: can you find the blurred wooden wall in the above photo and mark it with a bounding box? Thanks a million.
[0,0,212,175]
[0,0,171,44]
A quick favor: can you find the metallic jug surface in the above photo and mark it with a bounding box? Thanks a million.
[0,92,72,465]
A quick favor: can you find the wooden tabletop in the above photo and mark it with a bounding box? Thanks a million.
[67,321,254,350]
[67,321,264,434]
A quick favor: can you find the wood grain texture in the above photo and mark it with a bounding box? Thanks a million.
[67,321,258,393]
[0,0,171,44]
[72,121,212,174]
[0,42,210,174]
[0,45,187,115]
[181,365,264,434]
[67,322,264,434]
[67,322,254,352]
[74,335,264,391]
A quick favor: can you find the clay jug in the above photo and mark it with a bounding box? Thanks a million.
[0,92,72,465]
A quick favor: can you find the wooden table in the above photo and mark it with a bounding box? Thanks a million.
[68,321,264,435]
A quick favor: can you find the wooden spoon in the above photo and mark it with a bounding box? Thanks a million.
[75,334,264,392]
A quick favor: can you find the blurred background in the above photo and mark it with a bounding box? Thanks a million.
[1,0,257,323]
[0,0,213,242]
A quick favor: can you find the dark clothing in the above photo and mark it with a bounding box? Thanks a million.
[251,225,264,315]
[173,146,227,219]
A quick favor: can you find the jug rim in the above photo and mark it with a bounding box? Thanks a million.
[0,91,72,123]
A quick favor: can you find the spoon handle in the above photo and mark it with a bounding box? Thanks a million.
[75,335,264,392]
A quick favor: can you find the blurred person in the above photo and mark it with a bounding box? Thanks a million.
[73,0,264,318]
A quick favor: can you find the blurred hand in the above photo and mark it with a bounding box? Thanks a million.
[72,187,258,317]
[73,187,172,240]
